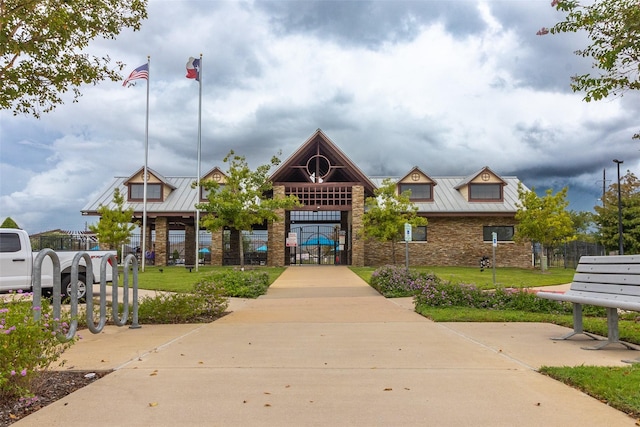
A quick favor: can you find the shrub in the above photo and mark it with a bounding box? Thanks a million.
[208,269,270,298]
[0,292,75,399]
[413,279,576,315]
[370,265,441,298]
[138,278,229,324]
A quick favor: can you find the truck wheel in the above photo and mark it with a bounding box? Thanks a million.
[61,274,87,302]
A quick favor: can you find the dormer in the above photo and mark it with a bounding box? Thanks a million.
[455,167,506,202]
[200,167,227,201]
[397,167,436,201]
[124,167,175,202]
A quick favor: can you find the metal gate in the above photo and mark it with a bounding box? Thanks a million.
[289,225,343,265]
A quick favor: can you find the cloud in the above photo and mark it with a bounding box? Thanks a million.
[2,0,639,233]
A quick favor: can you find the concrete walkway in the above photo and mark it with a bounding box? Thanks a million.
[15,267,638,426]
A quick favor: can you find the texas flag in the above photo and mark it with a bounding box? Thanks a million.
[186,57,200,81]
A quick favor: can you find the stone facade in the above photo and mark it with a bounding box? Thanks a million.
[364,216,531,267]
[268,185,286,267]
[155,217,168,266]
[185,225,195,266]
[210,230,223,266]
[351,185,365,267]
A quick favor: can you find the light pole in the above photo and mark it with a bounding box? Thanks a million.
[613,159,624,255]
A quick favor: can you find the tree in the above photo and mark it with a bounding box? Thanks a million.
[89,188,136,250]
[594,170,640,254]
[362,178,428,264]
[539,0,640,138]
[514,184,575,272]
[1,0,148,118]
[569,210,597,242]
[196,151,301,270]
[0,217,20,228]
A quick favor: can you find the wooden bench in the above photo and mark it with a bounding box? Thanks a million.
[536,255,640,351]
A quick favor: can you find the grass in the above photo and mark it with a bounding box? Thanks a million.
[119,265,286,292]
[540,365,640,419]
[351,265,576,290]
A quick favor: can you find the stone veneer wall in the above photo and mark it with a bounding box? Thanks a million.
[210,230,223,266]
[155,217,168,266]
[184,225,195,266]
[268,185,286,267]
[364,216,532,268]
[351,185,365,267]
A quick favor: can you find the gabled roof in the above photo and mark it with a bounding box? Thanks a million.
[398,166,437,185]
[454,166,505,189]
[370,175,525,215]
[201,167,227,184]
[82,176,197,215]
[124,166,176,190]
[270,129,376,196]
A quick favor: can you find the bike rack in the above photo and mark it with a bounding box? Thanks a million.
[32,250,141,342]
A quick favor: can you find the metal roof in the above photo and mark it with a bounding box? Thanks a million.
[82,176,198,215]
[83,173,526,216]
[369,176,526,214]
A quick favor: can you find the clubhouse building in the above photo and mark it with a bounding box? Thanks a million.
[82,129,532,268]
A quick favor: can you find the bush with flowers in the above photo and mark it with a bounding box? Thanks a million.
[411,275,588,315]
[369,265,581,315]
[369,265,442,298]
[0,292,75,399]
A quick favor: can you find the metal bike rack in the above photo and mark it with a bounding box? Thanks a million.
[32,250,141,342]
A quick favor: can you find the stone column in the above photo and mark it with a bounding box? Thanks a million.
[229,229,240,265]
[155,217,168,266]
[351,185,365,267]
[268,185,286,267]
[185,224,195,266]
[210,230,223,266]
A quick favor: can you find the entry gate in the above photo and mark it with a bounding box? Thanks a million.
[289,225,343,265]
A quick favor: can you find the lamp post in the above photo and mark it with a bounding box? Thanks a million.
[613,159,624,255]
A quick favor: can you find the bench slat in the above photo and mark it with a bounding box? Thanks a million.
[576,263,640,274]
[572,273,640,287]
[537,290,640,311]
[578,255,640,264]
[570,281,640,296]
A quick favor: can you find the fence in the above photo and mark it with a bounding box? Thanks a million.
[534,241,606,269]
[121,230,270,266]
[30,234,98,251]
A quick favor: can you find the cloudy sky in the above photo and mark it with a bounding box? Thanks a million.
[2,0,639,234]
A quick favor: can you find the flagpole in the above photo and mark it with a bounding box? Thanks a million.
[141,55,150,272]
[195,53,202,272]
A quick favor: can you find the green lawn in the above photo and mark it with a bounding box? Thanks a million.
[120,265,286,292]
[350,265,576,289]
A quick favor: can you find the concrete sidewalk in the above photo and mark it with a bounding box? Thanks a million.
[15,267,638,426]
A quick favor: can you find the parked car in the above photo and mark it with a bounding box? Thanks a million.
[0,228,116,300]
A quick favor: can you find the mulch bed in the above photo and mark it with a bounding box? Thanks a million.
[0,370,111,426]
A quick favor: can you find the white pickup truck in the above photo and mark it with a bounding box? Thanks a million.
[0,228,116,300]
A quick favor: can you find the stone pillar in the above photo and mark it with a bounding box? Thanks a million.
[229,229,240,265]
[268,185,286,267]
[155,217,169,266]
[185,224,196,266]
[351,185,365,267]
[210,230,223,266]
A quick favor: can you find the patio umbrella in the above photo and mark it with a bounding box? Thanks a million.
[302,236,334,246]
[199,247,210,253]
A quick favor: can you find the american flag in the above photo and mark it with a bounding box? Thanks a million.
[122,63,149,86]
